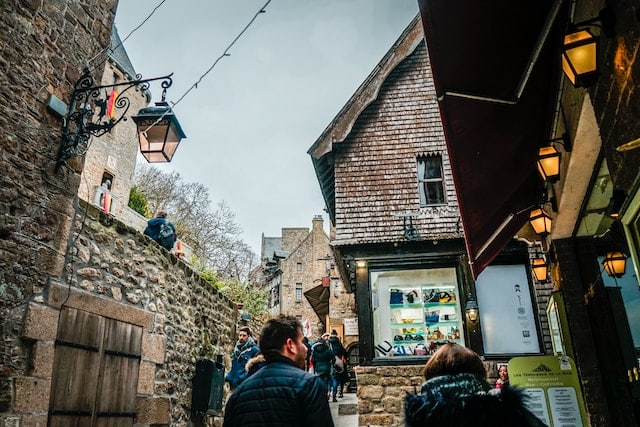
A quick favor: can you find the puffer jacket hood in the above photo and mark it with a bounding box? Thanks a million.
[404,373,546,427]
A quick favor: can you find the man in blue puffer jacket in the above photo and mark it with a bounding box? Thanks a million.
[223,316,334,427]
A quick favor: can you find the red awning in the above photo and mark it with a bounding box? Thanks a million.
[417,0,568,277]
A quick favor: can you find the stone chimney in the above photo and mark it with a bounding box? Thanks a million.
[312,215,324,232]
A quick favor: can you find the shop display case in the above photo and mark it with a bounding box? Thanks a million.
[387,283,463,356]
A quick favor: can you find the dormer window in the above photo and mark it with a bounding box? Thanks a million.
[417,155,445,206]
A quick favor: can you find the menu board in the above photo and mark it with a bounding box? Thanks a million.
[475,264,541,354]
[509,355,587,427]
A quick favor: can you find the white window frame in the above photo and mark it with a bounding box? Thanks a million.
[417,155,446,206]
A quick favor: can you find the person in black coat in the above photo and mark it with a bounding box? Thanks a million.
[223,316,334,427]
[327,330,347,399]
[405,343,545,427]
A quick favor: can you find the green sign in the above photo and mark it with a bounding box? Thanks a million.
[509,355,587,426]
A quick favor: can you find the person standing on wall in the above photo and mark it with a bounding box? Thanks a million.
[143,210,177,251]
[223,316,334,427]
[224,326,259,391]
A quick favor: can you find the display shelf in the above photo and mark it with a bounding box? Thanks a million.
[385,283,464,356]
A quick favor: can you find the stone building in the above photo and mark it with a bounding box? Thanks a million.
[415,0,640,424]
[1,2,237,425]
[308,14,556,426]
[77,27,150,225]
[250,216,356,346]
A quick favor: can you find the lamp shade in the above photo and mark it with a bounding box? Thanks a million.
[531,257,549,282]
[529,208,552,236]
[562,29,598,88]
[537,145,561,182]
[132,102,186,163]
[603,251,626,278]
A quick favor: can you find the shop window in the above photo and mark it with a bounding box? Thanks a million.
[622,189,640,348]
[417,155,445,206]
[371,267,463,358]
[475,264,541,354]
[599,255,640,347]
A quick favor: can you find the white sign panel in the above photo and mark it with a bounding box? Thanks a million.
[344,318,359,336]
[475,264,540,354]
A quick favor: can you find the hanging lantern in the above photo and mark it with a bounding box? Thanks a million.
[603,252,626,278]
[562,29,598,88]
[529,208,552,236]
[537,145,561,182]
[531,257,549,282]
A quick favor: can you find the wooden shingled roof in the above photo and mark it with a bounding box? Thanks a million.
[307,14,462,246]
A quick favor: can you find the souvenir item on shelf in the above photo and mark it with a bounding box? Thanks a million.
[425,310,440,323]
[390,289,403,304]
[424,289,440,303]
[438,291,455,303]
[406,289,419,303]
[414,343,428,355]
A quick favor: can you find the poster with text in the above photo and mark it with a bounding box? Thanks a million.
[509,355,587,427]
[475,264,541,354]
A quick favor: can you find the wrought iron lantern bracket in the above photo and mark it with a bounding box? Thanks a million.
[56,67,174,171]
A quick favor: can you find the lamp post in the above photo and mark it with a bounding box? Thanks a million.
[55,68,186,171]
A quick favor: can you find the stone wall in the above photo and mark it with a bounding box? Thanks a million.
[1,201,239,426]
[354,361,504,427]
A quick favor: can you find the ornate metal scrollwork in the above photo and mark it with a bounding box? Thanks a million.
[55,68,173,171]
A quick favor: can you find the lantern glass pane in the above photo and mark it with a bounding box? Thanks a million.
[537,146,560,180]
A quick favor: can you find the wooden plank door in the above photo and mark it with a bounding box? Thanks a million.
[49,308,142,427]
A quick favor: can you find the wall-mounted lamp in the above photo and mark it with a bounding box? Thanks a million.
[603,251,626,278]
[529,208,553,236]
[561,8,615,88]
[465,293,479,323]
[537,133,572,182]
[55,68,186,171]
[605,190,626,219]
[531,255,549,282]
[356,260,367,268]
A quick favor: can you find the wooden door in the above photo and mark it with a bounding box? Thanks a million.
[49,308,142,427]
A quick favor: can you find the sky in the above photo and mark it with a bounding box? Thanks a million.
[114,0,420,257]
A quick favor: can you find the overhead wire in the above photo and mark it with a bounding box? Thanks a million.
[140,0,272,134]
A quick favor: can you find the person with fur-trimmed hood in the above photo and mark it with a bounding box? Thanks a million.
[404,343,545,427]
[224,326,259,390]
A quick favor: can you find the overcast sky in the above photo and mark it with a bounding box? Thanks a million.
[114,1,419,256]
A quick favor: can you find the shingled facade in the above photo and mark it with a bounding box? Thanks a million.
[308,17,554,426]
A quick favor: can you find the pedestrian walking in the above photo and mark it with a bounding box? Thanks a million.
[223,315,334,427]
[224,326,259,390]
[311,333,333,400]
[327,330,347,399]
